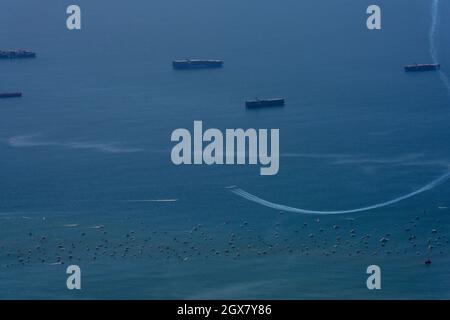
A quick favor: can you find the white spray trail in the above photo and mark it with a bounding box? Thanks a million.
[430,0,450,94]
[230,2,450,215]
[230,171,450,215]
[430,0,439,61]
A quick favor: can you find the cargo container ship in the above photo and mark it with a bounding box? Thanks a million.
[0,92,22,98]
[405,63,440,72]
[0,49,36,59]
[246,98,285,108]
[173,59,223,70]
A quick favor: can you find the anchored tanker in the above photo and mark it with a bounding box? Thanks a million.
[404,63,440,72]
[246,98,285,108]
[173,59,223,70]
[0,50,36,59]
[0,92,22,98]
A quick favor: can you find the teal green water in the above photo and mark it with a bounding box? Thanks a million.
[0,0,449,299]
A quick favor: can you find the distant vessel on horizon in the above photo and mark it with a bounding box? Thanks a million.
[246,98,285,108]
[405,63,440,72]
[0,49,36,59]
[173,59,223,70]
[0,92,22,98]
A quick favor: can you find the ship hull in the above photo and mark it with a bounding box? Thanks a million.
[0,92,22,98]
[173,60,223,70]
[246,99,285,108]
[0,50,36,59]
[405,64,440,72]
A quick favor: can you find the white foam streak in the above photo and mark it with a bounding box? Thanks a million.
[430,0,450,94]
[8,134,142,153]
[230,171,450,215]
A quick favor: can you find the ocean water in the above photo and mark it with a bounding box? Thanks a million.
[0,0,449,299]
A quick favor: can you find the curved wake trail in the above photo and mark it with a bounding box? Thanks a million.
[230,172,450,215]
[230,2,450,215]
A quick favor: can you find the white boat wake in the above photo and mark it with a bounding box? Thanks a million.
[230,2,450,215]
[8,134,142,154]
[230,171,450,215]
[431,0,450,94]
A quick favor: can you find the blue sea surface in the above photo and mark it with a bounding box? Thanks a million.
[0,0,449,299]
